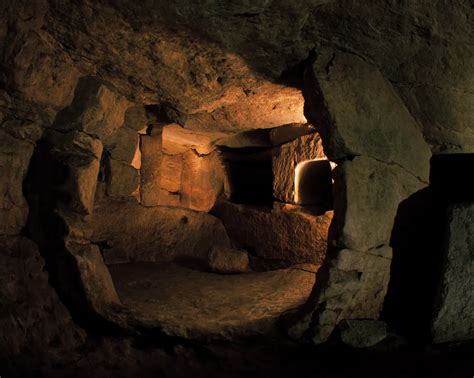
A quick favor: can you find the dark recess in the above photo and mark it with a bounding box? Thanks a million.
[219,146,274,206]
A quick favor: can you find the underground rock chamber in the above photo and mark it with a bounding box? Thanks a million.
[22,77,336,341]
[91,119,336,340]
[17,48,473,355]
[2,2,474,377]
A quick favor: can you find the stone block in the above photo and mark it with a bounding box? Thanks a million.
[53,76,130,141]
[106,159,139,199]
[432,202,474,343]
[339,319,387,348]
[180,151,225,212]
[140,130,163,206]
[212,200,332,266]
[65,238,121,311]
[332,156,426,251]
[48,130,103,215]
[90,199,231,264]
[305,52,431,181]
[160,154,182,193]
[208,246,249,274]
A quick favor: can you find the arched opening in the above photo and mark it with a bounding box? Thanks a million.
[22,73,336,341]
[294,158,333,208]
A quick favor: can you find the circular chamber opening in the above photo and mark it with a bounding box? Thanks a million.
[22,74,335,342]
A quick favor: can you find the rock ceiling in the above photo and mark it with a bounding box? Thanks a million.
[2,0,473,151]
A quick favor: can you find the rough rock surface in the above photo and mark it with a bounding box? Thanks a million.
[4,27,81,111]
[305,51,432,181]
[212,200,332,267]
[3,0,472,152]
[0,129,35,235]
[162,124,225,155]
[1,0,473,364]
[339,319,387,348]
[90,199,231,264]
[160,153,182,194]
[139,128,163,207]
[269,123,316,147]
[331,156,427,252]
[291,48,433,344]
[153,150,225,211]
[123,105,148,132]
[46,130,103,215]
[106,125,140,164]
[215,123,316,149]
[21,130,123,327]
[287,246,392,344]
[53,76,131,141]
[272,132,326,204]
[145,124,227,211]
[208,246,250,274]
[109,262,318,340]
[432,202,474,343]
[180,82,307,132]
[64,238,121,311]
[0,236,85,374]
[106,158,140,198]
[180,150,225,212]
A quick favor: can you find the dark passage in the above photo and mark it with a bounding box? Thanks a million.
[219,147,274,205]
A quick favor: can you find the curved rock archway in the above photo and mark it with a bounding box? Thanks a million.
[1,1,473,375]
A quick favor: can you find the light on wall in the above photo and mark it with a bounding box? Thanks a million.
[294,158,333,207]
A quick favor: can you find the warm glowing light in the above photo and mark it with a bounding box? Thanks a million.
[294,158,333,205]
[131,136,142,170]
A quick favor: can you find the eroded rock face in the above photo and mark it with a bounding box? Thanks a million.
[0,129,36,235]
[143,124,226,211]
[293,50,434,344]
[212,200,332,267]
[305,51,432,181]
[432,202,474,343]
[22,129,124,329]
[208,246,250,274]
[288,246,393,343]
[3,0,473,152]
[90,199,231,264]
[338,319,387,348]
[180,150,225,212]
[53,76,131,141]
[140,128,163,207]
[180,82,307,132]
[160,153,182,194]
[0,236,85,373]
[5,29,81,111]
[272,132,326,204]
[162,124,225,155]
[106,159,140,199]
[331,156,427,252]
[106,126,139,164]
[64,238,121,311]
[46,130,103,215]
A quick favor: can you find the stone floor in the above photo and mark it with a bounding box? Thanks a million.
[109,262,318,341]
